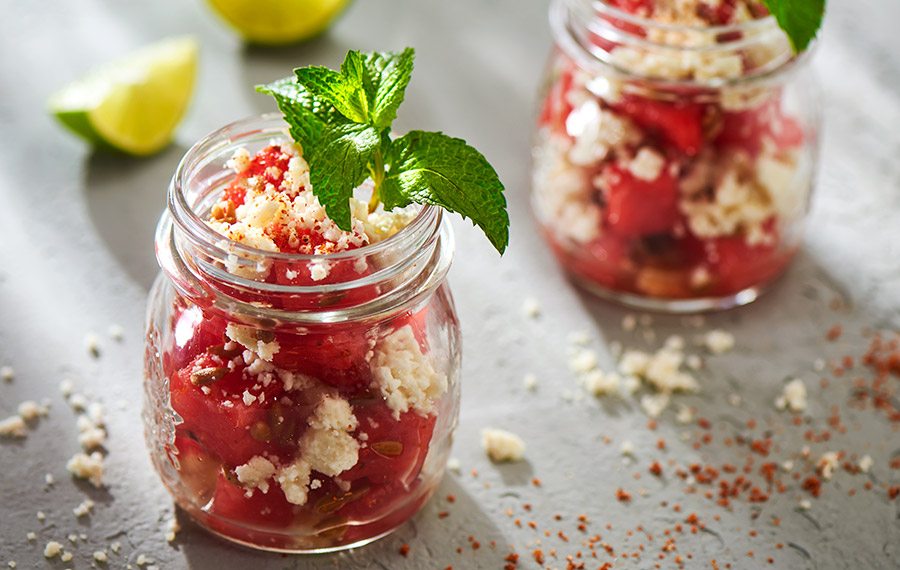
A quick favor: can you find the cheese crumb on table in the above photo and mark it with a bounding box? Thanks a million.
[17,400,48,421]
[66,451,105,487]
[44,541,63,558]
[93,550,108,563]
[774,378,807,412]
[0,416,27,438]
[584,370,620,396]
[73,499,95,518]
[447,457,461,473]
[704,330,735,354]
[569,349,599,373]
[108,324,125,341]
[859,455,874,473]
[481,428,526,462]
[84,333,101,357]
[817,451,840,481]
[1,366,13,382]
[522,297,541,318]
[523,373,538,391]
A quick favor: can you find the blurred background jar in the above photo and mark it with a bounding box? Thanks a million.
[144,116,461,552]
[532,0,821,312]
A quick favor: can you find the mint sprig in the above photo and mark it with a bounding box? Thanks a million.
[256,48,509,254]
[763,0,825,53]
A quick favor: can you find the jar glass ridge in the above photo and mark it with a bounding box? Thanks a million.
[144,115,461,552]
[533,0,821,312]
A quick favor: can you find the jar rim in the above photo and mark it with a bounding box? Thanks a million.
[169,113,440,264]
[587,0,778,36]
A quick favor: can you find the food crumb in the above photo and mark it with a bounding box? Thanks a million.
[0,366,13,382]
[522,297,541,318]
[43,541,63,559]
[482,428,526,462]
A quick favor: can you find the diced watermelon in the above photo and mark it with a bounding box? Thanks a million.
[165,305,228,376]
[706,233,790,293]
[343,404,436,487]
[271,327,374,394]
[170,360,286,466]
[616,96,705,155]
[602,163,679,238]
[209,471,294,529]
[716,97,805,156]
[172,432,221,504]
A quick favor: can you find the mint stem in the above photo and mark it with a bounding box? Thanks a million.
[368,149,385,213]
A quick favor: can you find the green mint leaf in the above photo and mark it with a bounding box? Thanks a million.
[763,0,825,52]
[255,77,345,152]
[358,48,415,129]
[382,131,509,253]
[294,66,369,124]
[307,122,381,230]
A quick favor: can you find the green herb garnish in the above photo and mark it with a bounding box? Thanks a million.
[763,0,826,53]
[257,48,509,254]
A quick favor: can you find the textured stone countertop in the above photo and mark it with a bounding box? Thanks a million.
[2,0,899,568]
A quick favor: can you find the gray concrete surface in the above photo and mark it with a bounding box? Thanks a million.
[1,0,899,568]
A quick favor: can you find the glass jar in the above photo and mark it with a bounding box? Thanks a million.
[143,115,460,553]
[532,0,821,312]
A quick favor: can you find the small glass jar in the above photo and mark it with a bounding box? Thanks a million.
[532,0,821,312]
[143,115,460,553]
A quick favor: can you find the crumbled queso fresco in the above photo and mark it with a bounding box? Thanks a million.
[207,143,420,281]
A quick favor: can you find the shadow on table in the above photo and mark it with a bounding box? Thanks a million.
[82,145,186,291]
[174,476,506,569]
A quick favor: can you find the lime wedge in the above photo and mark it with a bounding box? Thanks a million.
[207,0,351,45]
[49,37,198,156]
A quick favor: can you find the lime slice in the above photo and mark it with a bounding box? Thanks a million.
[207,0,352,45]
[49,37,198,156]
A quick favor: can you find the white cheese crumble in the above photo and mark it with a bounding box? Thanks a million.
[523,373,538,392]
[59,379,74,398]
[276,458,312,506]
[108,324,125,341]
[817,451,840,481]
[44,541,63,558]
[0,416,26,438]
[371,325,447,419]
[84,333,101,357]
[675,404,694,425]
[481,428,526,462]
[531,133,603,244]
[1,366,13,382]
[859,455,874,474]
[522,297,541,318]
[234,456,276,495]
[569,349,599,374]
[93,550,108,563]
[629,147,666,181]
[18,400,48,421]
[225,323,280,362]
[165,516,180,543]
[301,396,360,477]
[61,551,73,562]
[447,457,461,473]
[640,394,671,419]
[66,451,104,487]
[584,370,621,396]
[704,330,735,354]
[620,441,635,456]
[73,499,95,518]
[774,378,807,413]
